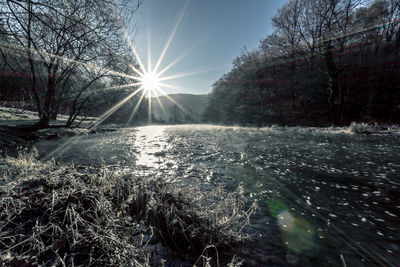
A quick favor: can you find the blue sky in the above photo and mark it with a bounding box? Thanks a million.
[133,0,287,95]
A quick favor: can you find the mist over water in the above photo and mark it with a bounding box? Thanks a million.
[35,125,400,266]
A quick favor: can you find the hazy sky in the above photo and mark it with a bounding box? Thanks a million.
[133,0,287,95]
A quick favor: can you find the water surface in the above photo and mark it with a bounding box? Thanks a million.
[34,125,400,266]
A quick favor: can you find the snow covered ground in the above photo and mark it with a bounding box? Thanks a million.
[0,106,98,148]
[0,106,96,126]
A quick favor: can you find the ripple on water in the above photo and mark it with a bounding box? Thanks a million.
[33,125,400,266]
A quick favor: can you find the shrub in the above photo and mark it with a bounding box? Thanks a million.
[0,151,255,266]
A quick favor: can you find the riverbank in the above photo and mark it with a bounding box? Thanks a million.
[0,106,92,149]
[0,150,256,266]
[1,106,399,150]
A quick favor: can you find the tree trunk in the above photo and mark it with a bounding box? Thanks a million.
[50,112,58,120]
[26,0,42,117]
[41,66,57,125]
[324,40,339,125]
[290,52,297,109]
[37,114,50,128]
[339,86,345,125]
[21,113,50,132]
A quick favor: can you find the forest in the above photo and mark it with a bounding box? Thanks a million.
[1,0,399,129]
[204,0,400,126]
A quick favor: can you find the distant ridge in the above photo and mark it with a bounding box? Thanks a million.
[151,93,209,123]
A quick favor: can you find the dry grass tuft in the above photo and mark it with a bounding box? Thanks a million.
[348,122,377,134]
[0,150,255,266]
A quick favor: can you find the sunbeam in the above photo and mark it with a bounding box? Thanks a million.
[126,90,147,126]
[129,64,145,78]
[91,87,143,129]
[42,86,144,161]
[153,0,190,73]
[39,0,205,162]
[158,64,230,81]
[158,82,181,91]
[147,13,152,74]
[148,90,152,123]
[153,93,168,119]
[157,48,191,77]
[106,82,142,91]
[154,87,187,115]
[113,9,146,73]
[0,41,141,82]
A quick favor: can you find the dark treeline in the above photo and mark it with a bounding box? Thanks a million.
[0,0,147,129]
[204,0,400,126]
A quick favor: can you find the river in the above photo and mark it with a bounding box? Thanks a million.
[34,125,400,266]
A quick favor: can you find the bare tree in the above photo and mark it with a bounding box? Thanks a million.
[297,0,367,124]
[271,0,302,108]
[0,0,141,129]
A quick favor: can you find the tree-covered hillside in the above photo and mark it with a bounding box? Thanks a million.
[204,0,400,126]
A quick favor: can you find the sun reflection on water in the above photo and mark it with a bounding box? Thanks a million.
[135,125,169,167]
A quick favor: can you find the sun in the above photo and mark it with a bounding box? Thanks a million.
[139,72,160,95]
[92,0,200,126]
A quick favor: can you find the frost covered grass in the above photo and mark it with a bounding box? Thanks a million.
[348,122,378,134]
[0,106,96,128]
[0,149,255,266]
[0,106,38,121]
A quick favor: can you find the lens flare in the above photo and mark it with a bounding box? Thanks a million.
[140,72,160,94]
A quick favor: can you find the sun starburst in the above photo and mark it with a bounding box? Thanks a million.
[139,72,160,96]
[38,0,225,161]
